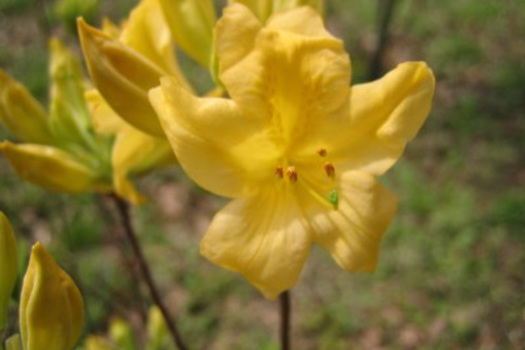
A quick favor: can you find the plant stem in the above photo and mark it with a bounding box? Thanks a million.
[279,290,291,350]
[110,194,188,350]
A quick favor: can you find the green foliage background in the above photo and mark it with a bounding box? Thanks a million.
[0,0,523,349]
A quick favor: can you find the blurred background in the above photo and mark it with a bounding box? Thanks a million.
[0,0,523,349]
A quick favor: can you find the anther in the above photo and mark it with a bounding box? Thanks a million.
[286,166,298,182]
[324,162,335,179]
[317,148,327,157]
[275,166,284,179]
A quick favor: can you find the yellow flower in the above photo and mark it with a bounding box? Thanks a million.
[149,4,435,298]
[20,242,84,350]
[0,212,18,333]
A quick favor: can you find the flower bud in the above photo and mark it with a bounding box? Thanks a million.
[77,18,166,136]
[5,334,22,350]
[48,38,93,148]
[0,70,55,145]
[109,317,138,350]
[0,212,18,333]
[83,336,117,350]
[146,306,168,350]
[0,141,105,194]
[158,0,216,67]
[20,242,84,350]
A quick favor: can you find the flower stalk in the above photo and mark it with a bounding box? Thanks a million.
[279,291,291,350]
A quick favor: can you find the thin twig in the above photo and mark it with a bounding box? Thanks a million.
[279,290,291,350]
[110,194,188,350]
[369,0,399,80]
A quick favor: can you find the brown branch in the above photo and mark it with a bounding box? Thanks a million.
[110,194,188,350]
[369,0,399,80]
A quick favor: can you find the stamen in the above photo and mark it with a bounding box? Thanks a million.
[297,178,339,211]
[324,162,335,179]
[286,166,298,182]
[317,148,327,157]
[275,166,284,179]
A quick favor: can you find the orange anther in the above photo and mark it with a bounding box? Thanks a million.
[324,162,335,178]
[286,166,298,182]
[275,166,284,178]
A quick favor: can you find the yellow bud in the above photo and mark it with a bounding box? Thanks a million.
[5,334,22,350]
[0,141,106,194]
[109,318,138,350]
[20,242,84,350]
[146,306,168,350]
[0,212,18,333]
[84,336,118,350]
[0,70,55,144]
[158,0,216,67]
[119,0,189,83]
[77,18,166,136]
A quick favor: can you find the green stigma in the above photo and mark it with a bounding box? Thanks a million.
[329,189,339,210]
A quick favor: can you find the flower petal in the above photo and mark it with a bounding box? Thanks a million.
[228,0,324,23]
[219,3,329,61]
[215,3,262,74]
[78,18,167,136]
[308,171,398,272]
[112,126,175,204]
[313,62,435,175]
[266,4,328,36]
[84,89,126,135]
[0,141,105,193]
[228,0,272,22]
[0,70,54,144]
[150,77,279,198]
[221,26,350,141]
[200,189,311,299]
